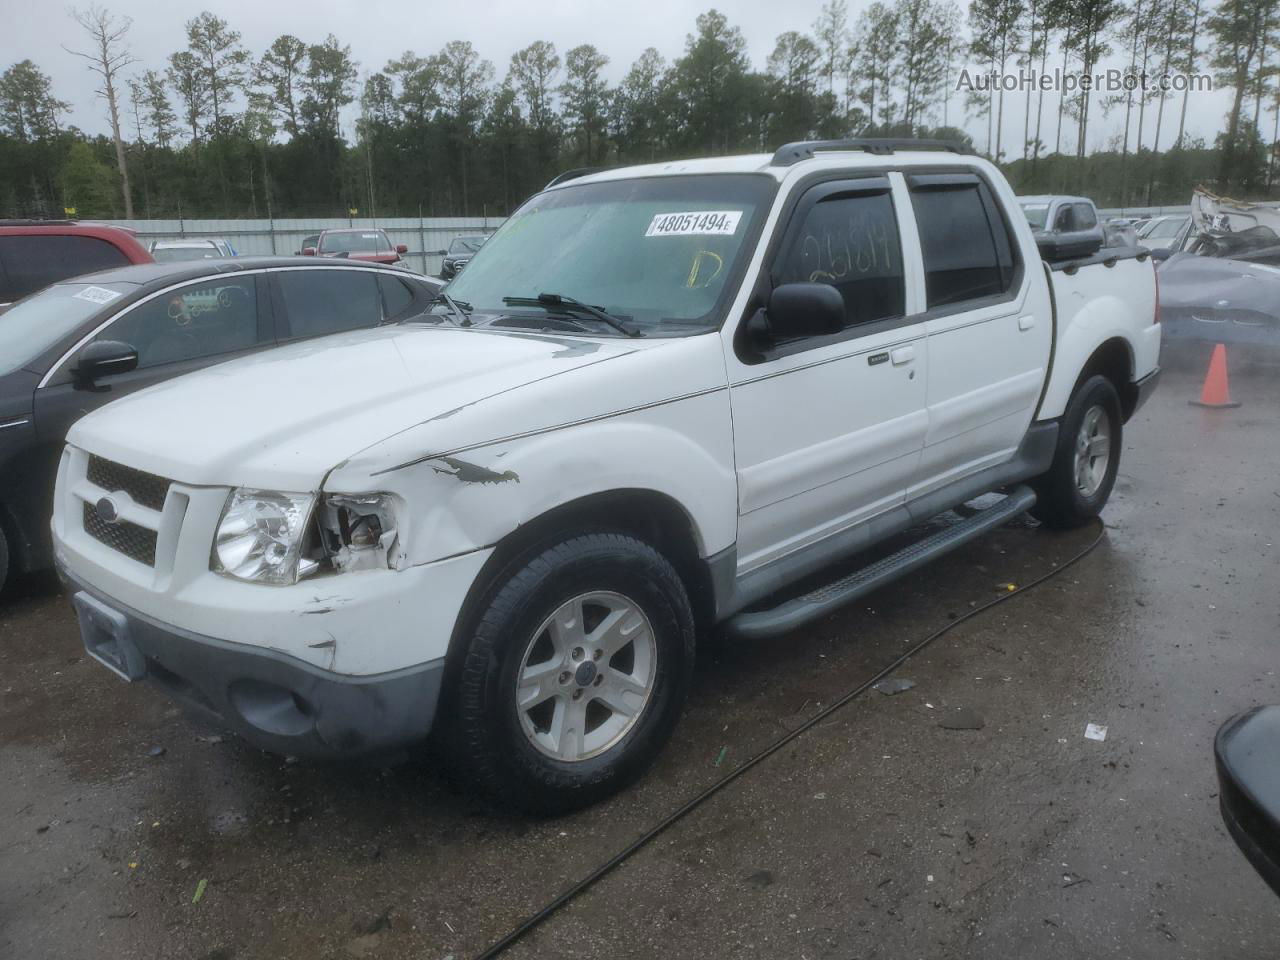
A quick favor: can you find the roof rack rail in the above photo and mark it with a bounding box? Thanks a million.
[770,138,973,167]
[545,167,604,189]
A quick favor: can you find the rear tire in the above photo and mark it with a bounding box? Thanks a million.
[1032,374,1123,529]
[452,533,695,814]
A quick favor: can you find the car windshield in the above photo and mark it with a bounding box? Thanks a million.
[1020,203,1051,230]
[445,174,775,333]
[152,245,222,262]
[449,236,487,255]
[321,231,385,253]
[0,280,135,376]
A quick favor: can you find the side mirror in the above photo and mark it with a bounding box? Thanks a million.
[74,340,138,386]
[302,247,316,256]
[1149,247,1172,262]
[764,283,845,340]
[1036,233,1103,262]
[395,243,408,255]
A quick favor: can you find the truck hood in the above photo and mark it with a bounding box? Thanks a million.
[66,324,645,490]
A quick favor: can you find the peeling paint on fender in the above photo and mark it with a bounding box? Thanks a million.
[430,456,520,485]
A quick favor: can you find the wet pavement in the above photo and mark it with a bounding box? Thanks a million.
[3,346,1279,960]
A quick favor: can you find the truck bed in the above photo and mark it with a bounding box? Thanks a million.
[1039,246,1161,422]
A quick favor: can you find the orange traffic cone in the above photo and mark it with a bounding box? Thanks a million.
[1190,343,1241,409]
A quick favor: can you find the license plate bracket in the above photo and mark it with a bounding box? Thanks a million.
[73,591,146,681]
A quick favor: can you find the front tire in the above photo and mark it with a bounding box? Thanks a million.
[452,533,695,814]
[1032,374,1123,529]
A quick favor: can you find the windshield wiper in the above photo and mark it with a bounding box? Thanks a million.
[424,291,473,326]
[501,293,643,337]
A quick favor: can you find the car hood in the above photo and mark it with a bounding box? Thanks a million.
[66,323,651,490]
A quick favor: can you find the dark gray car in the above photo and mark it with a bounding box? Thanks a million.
[440,235,489,279]
[0,257,441,593]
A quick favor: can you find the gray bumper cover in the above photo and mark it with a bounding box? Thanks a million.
[60,564,444,758]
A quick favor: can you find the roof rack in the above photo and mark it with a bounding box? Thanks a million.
[770,138,973,167]
[545,167,604,189]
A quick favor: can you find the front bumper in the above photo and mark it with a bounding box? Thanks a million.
[60,562,445,758]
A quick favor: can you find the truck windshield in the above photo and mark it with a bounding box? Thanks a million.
[0,281,136,377]
[1020,203,1051,230]
[445,174,776,333]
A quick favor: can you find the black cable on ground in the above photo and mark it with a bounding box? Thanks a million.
[473,519,1107,960]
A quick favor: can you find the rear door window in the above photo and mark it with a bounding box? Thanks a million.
[0,235,131,303]
[98,276,261,369]
[909,176,1018,309]
[278,269,383,338]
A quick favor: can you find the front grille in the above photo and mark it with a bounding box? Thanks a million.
[83,501,158,566]
[87,455,170,511]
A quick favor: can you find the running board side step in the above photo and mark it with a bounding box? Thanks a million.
[724,486,1037,641]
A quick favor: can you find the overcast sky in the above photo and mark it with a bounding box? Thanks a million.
[3,0,1236,159]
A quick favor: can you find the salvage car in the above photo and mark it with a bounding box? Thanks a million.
[1187,224,1280,266]
[304,228,409,266]
[52,140,1161,812]
[0,258,442,593]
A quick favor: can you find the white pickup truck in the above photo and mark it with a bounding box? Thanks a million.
[53,140,1161,811]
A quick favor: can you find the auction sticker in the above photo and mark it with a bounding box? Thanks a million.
[72,286,122,305]
[645,211,742,237]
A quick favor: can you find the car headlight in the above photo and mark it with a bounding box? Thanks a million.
[213,489,316,585]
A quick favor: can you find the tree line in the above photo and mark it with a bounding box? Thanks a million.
[1,0,1278,221]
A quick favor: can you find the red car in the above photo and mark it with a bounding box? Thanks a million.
[0,220,153,311]
[303,228,410,266]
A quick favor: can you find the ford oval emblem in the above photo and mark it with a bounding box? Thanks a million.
[96,496,120,524]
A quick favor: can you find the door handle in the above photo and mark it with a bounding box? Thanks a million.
[890,346,915,365]
[1018,315,1035,331]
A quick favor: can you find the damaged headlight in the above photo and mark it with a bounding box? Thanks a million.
[315,493,399,573]
[213,489,317,585]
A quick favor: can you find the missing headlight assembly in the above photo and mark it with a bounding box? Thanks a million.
[315,493,401,573]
